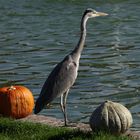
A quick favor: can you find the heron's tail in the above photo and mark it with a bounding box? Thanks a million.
[34,97,45,114]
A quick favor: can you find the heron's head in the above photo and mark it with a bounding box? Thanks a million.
[85,8,108,18]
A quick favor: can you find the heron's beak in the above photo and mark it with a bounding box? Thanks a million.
[96,12,108,16]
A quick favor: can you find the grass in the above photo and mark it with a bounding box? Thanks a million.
[0,117,133,140]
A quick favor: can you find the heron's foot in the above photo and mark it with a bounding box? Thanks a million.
[63,121,77,127]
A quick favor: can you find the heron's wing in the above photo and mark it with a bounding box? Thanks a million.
[39,54,78,104]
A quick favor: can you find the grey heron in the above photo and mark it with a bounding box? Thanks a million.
[34,8,108,126]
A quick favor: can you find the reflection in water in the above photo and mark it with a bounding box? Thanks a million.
[0,0,140,130]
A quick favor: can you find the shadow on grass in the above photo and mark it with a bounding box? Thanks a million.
[47,129,92,140]
[47,129,132,140]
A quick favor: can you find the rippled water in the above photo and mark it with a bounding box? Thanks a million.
[0,0,140,130]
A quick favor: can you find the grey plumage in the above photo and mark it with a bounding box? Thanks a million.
[34,8,108,126]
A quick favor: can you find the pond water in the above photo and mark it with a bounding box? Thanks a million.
[0,0,140,130]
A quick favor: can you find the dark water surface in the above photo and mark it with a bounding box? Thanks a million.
[0,0,140,130]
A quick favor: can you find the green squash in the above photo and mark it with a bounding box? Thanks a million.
[89,100,133,134]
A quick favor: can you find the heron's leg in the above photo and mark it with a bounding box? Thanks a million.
[60,89,69,126]
[63,89,69,126]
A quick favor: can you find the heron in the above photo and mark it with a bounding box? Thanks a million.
[34,8,108,126]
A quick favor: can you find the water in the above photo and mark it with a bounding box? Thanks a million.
[0,0,140,130]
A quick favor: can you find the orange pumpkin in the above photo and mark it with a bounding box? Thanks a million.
[0,85,34,119]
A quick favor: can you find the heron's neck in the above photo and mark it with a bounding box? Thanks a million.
[71,15,88,60]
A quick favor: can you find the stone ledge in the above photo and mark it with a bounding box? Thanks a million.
[19,114,91,132]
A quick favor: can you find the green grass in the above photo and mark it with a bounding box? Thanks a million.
[0,117,132,140]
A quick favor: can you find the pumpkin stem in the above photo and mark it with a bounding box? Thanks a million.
[8,86,16,90]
